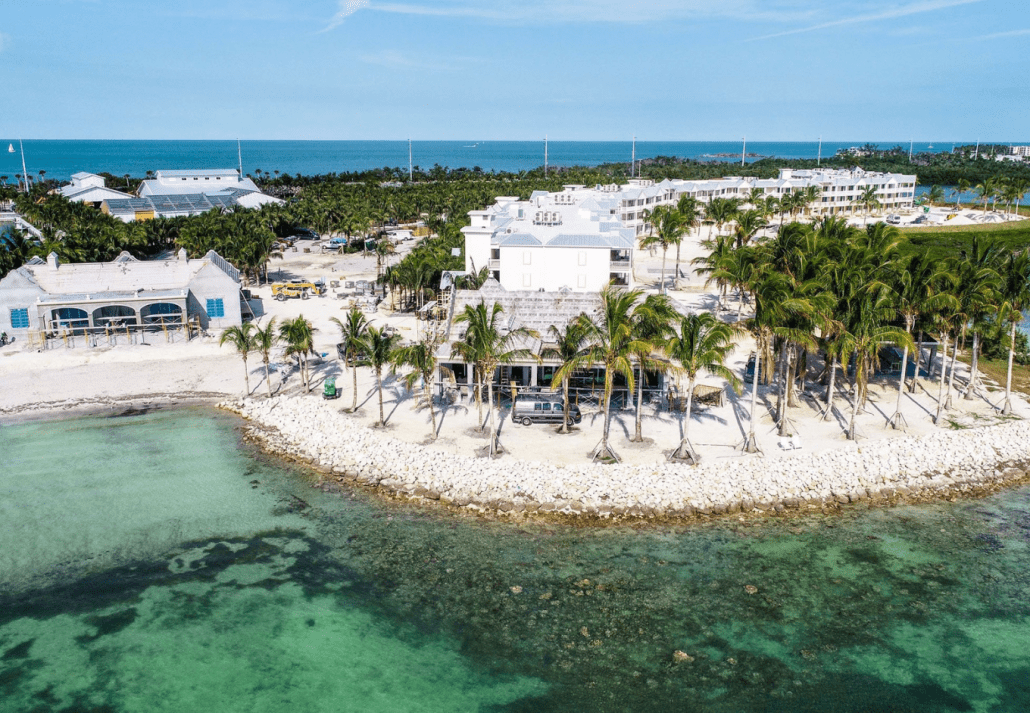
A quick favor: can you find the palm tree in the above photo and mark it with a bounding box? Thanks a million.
[451,302,537,456]
[675,195,702,283]
[975,178,999,215]
[955,237,1002,400]
[639,205,684,294]
[331,308,369,412]
[358,326,402,427]
[996,249,1030,414]
[252,318,279,398]
[666,313,740,463]
[628,294,677,442]
[692,233,735,310]
[392,335,442,439]
[954,178,971,209]
[706,197,740,238]
[558,286,648,462]
[839,288,914,440]
[278,315,318,392]
[924,184,945,206]
[731,209,767,249]
[541,320,590,434]
[857,186,881,225]
[219,323,256,396]
[885,253,957,428]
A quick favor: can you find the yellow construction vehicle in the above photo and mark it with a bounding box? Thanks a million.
[271,280,324,301]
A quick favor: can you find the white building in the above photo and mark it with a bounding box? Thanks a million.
[462,190,634,293]
[1010,146,1030,158]
[461,167,916,293]
[56,172,132,207]
[0,249,243,337]
[612,168,917,233]
[101,169,283,222]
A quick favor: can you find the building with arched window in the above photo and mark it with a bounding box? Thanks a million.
[0,249,243,338]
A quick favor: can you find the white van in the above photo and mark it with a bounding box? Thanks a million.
[511,395,582,426]
[886,214,902,225]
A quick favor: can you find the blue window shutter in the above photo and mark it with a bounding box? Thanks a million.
[10,308,29,329]
[206,299,225,318]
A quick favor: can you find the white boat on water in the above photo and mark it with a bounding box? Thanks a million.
[7,144,13,153]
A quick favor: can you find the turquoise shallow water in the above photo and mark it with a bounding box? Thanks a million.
[2,408,1030,712]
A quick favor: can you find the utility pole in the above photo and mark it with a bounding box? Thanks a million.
[817,136,822,166]
[909,139,913,162]
[19,139,28,192]
[741,136,746,167]
[408,138,413,181]
[544,135,548,177]
[974,139,979,160]
[631,135,636,178]
[237,138,243,176]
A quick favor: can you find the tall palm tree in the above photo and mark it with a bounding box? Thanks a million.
[558,286,647,462]
[331,308,370,411]
[665,313,740,463]
[885,253,957,428]
[924,184,945,206]
[358,326,402,427]
[692,233,735,310]
[955,237,1002,400]
[451,302,537,456]
[628,294,677,442]
[955,178,972,209]
[996,249,1030,414]
[732,209,767,249]
[219,323,255,396]
[975,178,999,215]
[857,186,881,225]
[278,315,318,392]
[252,318,279,398]
[675,195,702,284]
[392,335,442,439]
[839,288,914,440]
[706,197,740,238]
[541,320,590,434]
[639,205,684,294]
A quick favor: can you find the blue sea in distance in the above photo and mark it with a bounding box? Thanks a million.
[0,139,1004,183]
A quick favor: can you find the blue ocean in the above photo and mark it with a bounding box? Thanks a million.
[0,139,996,183]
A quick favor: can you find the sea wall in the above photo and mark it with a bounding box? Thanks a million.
[222,396,1030,519]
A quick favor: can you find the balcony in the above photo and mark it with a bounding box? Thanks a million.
[488,259,500,270]
[610,250,631,264]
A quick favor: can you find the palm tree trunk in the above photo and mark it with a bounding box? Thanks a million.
[823,354,837,421]
[660,248,667,294]
[887,345,909,429]
[264,358,272,398]
[598,372,614,460]
[945,339,959,410]
[935,334,950,424]
[964,331,980,400]
[487,379,497,455]
[676,376,698,462]
[1002,322,1016,415]
[243,355,250,396]
[376,369,385,426]
[475,366,485,430]
[744,347,761,452]
[910,331,924,391]
[560,376,570,434]
[351,361,359,411]
[847,358,860,440]
[427,373,438,439]
[632,363,643,442]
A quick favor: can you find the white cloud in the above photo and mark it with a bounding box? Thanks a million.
[972,28,1030,41]
[747,0,985,41]
[323,0,814,28]
[322,0,370,31]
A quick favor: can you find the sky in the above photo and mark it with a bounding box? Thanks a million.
[1,0,1027,140]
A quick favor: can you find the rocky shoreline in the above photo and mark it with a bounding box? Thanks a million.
[222,396,1030,522]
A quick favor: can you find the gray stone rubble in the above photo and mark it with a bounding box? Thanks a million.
[221,396,1030,519]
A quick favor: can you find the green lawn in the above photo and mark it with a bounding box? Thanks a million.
[899,215,1030,259]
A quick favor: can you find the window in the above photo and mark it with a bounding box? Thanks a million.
[523,251,531,265]
[578,251,587,266]
[10,308,28,329]
[577,274,587,288]
[522,274,532,288]
[206,298,225,318]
